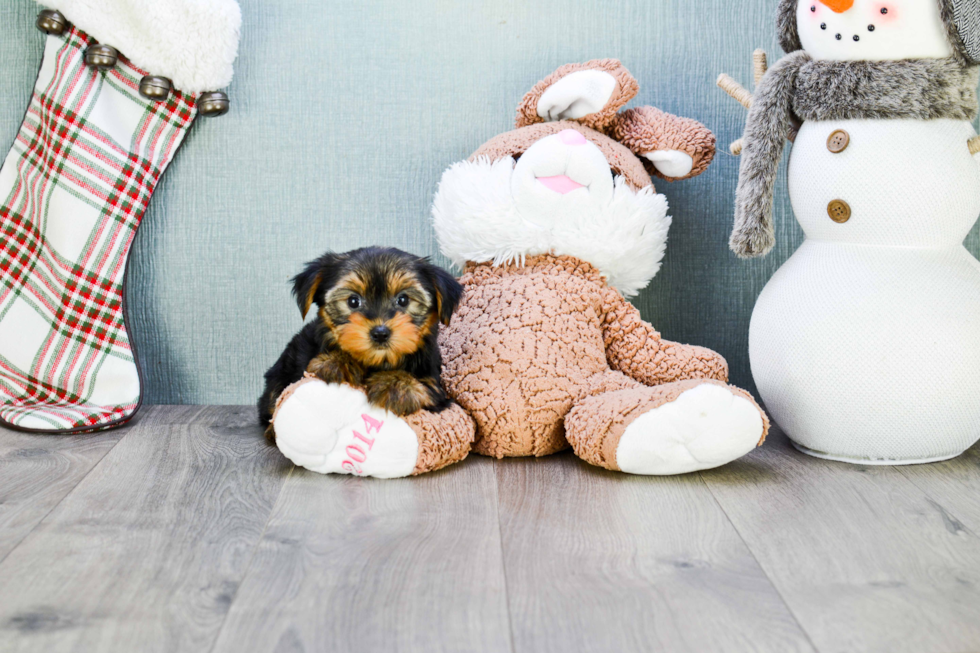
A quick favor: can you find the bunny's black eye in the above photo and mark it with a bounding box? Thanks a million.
[396,294,410,308]
[347,295,361,309]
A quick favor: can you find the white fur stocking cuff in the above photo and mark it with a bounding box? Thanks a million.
[37,0,242,93]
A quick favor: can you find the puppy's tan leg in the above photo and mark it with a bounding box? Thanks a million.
[365,371,436,416]
[306,352,364,386]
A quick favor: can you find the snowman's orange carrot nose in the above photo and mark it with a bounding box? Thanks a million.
[819,0,854,12]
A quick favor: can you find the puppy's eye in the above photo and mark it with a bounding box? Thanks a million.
[396,293,410,308]
[347,295,361,310]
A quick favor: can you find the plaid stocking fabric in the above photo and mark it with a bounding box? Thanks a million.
[0,26,197,432]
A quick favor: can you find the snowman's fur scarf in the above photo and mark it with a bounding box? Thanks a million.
[732,48,979,258]
[777,0,980,65]
[432,157,671,298]
[732,51,810,258]
[794,58,979,121]
[37,0,241,93]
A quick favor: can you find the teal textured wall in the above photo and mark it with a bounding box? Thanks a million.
[1,0,978,404]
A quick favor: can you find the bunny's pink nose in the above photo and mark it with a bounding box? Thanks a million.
[558,129,587,146]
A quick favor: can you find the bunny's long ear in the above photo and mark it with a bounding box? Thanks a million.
[515,59,639,132]
[610,107,717,181]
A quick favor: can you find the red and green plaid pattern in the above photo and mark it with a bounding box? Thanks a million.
[0,26,197,432]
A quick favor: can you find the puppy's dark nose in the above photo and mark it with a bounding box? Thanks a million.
[370,325,391,344]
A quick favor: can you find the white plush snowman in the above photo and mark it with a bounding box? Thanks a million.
[728,0,980,463]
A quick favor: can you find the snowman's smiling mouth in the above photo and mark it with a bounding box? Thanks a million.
[809,1,883,44]
[536,174,586,194]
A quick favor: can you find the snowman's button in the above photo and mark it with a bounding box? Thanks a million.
[827,199,851,223]
[827,130,850,153]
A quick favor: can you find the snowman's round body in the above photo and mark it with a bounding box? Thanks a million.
[751,118,980,462]
[748,0,980,463]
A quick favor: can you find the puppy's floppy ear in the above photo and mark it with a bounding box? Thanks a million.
[421,262,463,326]
[291,252,346,319]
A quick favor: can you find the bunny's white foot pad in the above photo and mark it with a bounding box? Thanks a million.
[616,384,763,475]
[273,379,419,478]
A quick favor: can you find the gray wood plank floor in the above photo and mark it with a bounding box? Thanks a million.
[0,406,978,653]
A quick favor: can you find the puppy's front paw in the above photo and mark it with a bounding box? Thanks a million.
[365,371,433,416]
[306,353,362,386]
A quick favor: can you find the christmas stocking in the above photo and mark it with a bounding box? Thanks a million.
[0,0,241,432]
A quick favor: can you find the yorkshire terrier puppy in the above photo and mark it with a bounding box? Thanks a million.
[258,247,463,440]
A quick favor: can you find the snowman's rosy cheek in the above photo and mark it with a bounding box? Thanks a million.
[874,4,898,23]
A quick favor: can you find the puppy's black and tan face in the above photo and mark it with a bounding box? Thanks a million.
[292,248,462,368]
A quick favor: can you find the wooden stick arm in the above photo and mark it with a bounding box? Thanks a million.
[753,49,768,86]
[719,50,799,156]
[717,74,752,109]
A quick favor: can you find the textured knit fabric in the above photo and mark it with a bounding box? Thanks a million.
[439,255,744,458]
[788,119,980,247]
[751,241,980,462]
[759,118,980,459]
[0,27,196,432]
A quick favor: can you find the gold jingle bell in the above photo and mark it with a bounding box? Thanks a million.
[85,44,119,70]
[197,91,230,118]
[36,9,68,36]
[140,76,173,102]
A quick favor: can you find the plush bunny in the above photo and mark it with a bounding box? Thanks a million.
[722,0,980,463]
[434,59,770,474]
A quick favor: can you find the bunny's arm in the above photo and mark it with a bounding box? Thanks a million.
[609,107,716,181]
[599,286,728,386]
